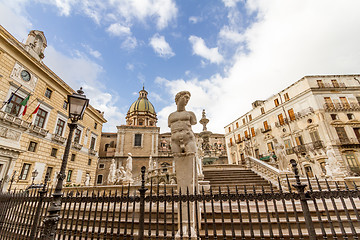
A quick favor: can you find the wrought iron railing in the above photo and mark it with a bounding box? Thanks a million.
[0,164,359,239]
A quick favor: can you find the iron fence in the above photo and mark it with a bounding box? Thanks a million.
[0,164,359,239]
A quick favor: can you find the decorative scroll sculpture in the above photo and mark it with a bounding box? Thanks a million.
[168,91,198,239]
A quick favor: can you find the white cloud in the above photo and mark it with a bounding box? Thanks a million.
[149,34,175,58]
[189,36,224,64]
[44,46,123,131]
[189,16,201,24]
[219,27,244,43]
[126,63,135,71]
[121,36,138,50]
[82,44,102,59]
[106,23,131,37]
[158,1,360,134]
[222,0,242,8]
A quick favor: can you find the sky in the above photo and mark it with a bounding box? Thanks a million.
[1,0,360,134]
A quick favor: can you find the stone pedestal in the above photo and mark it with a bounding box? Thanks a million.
[174,153,198,239]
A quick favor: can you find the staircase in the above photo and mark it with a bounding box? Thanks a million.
[203,164,277,192]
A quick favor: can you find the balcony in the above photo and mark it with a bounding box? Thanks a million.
[312,140,324,149]
[72,142,83,150]
[0,111,32,130]
[30,125,49,137]
[289,107,315,122]
[235,138,243,144]
[293,145,307,154]
[336,138,360,148]
[275,118,288,128]
[261,127,272,133]
[285,148,294,155]
[51,134,67,144]
[317,82,346,88]
[324,102,360,112]
[89,148,97,155]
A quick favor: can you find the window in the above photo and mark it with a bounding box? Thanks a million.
[237,134,241,141]
[267,142,274,152]
[261,107,265,114]
[347,114,355,120]
[66,170,72,182]
[70,154,76,161]
[331,79,339,88]
[324,97,334,109]
[340,97,350,108]
[19,163,31,180]
[90,137,96,150]
[284,139,293,155]
[251,127,255,137]
[295,136,304,146]
[330,114,338,120]
[310,130,320,142]
[236,122,239,128]
[229,138,233,146]
[63,101,68,110]
[50,148,58,157]
[284,93,290,101]
[99,163,105,169]
[28,141,37,152]
[288,108,295,121]
[317,80,324,88]
[244,130,249,138]
[263,121,269,130]
[45,88,52,98]
[45,167,53,181]
[242,119,245,125]
[74,129,81,143]
[34,108,48,128]
[274,99,279,107]
[335,127,349,143]
[304,166,314,178]
[94,122,98,129]
[345,153,360,174]
[278,114,285,125]
[5,93,24,116]
[88,159,92,166]
[134,134,142,147]
[228,127,231,132]
[55,119,65,136]
[97,175,103,184]
[248,115,252,121]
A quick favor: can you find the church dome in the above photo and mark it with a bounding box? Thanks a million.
[126,87,157,126]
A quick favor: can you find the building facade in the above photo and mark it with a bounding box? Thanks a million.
[96,88,227,185]
[225,75,360,178]
[0,26,107,190]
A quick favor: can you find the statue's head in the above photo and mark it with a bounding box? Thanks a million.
[128,152,132,156]
[111,159,115,163]
[175,91,191,106]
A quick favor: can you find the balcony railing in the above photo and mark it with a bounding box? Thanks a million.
[0,111,32,130]
[30,125,49,137]
[317,82,346,88]
[285,148,295,155]
[72,142,83,150]
[289,107,315,122]
[89,148,97,155]
[293,144,307,154]
[51,134,67,144]
[324,102,360,112]
[335,137,360,147]
[235,138,243,144]
[261,127,272,133]
[275,118,288,127]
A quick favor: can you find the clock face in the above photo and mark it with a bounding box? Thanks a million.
[20,70,31,82]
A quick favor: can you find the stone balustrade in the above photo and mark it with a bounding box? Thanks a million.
[246,156,281,188]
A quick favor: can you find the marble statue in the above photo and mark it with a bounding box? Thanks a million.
[168,91,197,154]
[124,153,133,182]
[84,173,90,186]
[116,166,126,182]
[273,139,289,171]
[168,91,198,239]
[148,155,154,172]
[325,147,342,178]
[108,159,117,184]
[196,155,204,178]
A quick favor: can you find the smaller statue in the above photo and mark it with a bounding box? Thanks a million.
[84,173,91,186]
[116,166,126,182]
[108,159,117,184]
[325,147,342,178]
[196,155,204,178]
[273,139,289,171]
[124,153,133,182]
[148,156,154,172]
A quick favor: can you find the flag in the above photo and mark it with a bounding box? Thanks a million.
[6,93,14,104]
[31,104,40,115]
[20,95,30,116]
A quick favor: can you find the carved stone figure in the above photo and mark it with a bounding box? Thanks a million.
[107,159,117,184]
[124,153,133,182]
[116,166,126,182]
[148,155,154,172]
[273,139,289,171]
[84,173,90,186]
[168,91,197,154]
[325,147,343,178]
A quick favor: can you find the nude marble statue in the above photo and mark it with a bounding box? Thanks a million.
[168,91,197,154]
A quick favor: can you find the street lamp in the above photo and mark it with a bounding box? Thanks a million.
[31,169,38,185]
[42,88,89,239]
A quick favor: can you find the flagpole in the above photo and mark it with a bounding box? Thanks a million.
[25,99,42,122]
[21,95,36,118]
[1,85,23,109]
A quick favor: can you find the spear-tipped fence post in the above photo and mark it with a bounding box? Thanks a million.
[138,166,148,240]
[290,159,316,240]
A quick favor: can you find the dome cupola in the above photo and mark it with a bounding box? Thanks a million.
[126,87,157,126]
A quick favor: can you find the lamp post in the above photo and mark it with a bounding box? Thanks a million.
[41,88,89,239]
[31,169,38,185]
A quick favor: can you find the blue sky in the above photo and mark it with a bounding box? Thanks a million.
[1,0,360,133]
